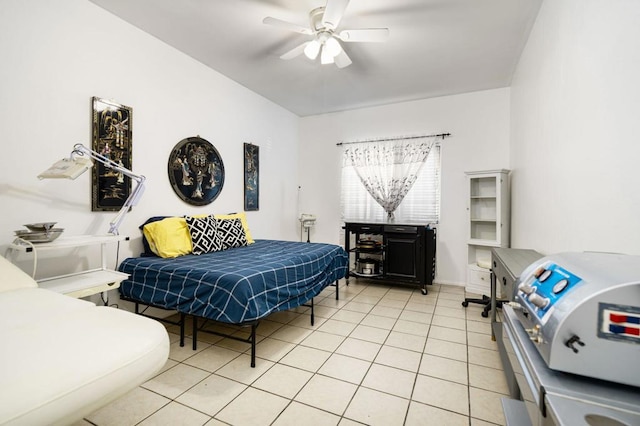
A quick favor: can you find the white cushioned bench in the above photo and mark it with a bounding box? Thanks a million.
[0,255,169,425]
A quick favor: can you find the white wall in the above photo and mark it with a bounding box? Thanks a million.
[0,0,300,275]
[299,89,511,285]
[12,0,628,291]
[510,0,640,255]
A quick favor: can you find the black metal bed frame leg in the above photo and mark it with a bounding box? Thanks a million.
[310,298,315,326]
[335,280,339,300]
[126,299,191,349]
[250,323,257,368]
[192,315,198,350]
[179,312,186,347]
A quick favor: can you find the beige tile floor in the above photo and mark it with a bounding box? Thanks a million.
[76,280,509,426]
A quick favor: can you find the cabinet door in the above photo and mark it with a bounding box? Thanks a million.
[466,170,510,247]
[385,234,421,280]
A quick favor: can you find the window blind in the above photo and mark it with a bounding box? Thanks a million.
[341,143,441,223]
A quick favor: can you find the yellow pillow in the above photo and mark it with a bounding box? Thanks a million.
[142,217,193,258]
[214,212,254,244]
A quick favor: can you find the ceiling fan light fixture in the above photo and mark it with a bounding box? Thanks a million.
[320,46,335,64]
[324,36,342,57]
[264,0,388,68]
[304,39,321,60]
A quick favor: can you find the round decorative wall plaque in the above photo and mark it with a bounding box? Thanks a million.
[168,136,225,206]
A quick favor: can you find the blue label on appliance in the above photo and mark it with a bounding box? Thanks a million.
[522,263,583,321]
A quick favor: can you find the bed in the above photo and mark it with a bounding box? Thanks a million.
[118,238,348,366]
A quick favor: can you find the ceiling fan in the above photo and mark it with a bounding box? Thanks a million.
[263,0,389,68]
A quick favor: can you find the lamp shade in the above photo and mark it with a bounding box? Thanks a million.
[304,40,321,60]
[38,157,93,180]
[320,46,335,64]
[324,36,342,58]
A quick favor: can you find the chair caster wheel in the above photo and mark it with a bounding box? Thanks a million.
[462,301,469,307]
[421,288,427,295]
[481,311,489,318]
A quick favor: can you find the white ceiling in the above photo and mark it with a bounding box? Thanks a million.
[88,0,542,117]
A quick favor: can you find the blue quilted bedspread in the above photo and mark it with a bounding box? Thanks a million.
[118,240,348,324]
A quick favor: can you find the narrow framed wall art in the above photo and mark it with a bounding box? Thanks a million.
[91,97,133,212]
[244,143,259,211]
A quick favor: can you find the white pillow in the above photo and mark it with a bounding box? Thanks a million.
[0,255,38,292]
[476,258,492,270]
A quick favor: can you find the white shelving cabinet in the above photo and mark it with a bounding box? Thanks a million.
[465,170,510,294]
[6,234,129,299]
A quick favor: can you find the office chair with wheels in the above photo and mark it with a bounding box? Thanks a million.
[462,266,509,318]
[461,295,508,318]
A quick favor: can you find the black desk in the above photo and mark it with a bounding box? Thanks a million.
[343,222,436,294]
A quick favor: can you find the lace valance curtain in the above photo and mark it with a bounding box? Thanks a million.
[342,137,436,220]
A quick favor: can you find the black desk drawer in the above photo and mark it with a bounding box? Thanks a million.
[384,225,418,234]
[348,224,383,234]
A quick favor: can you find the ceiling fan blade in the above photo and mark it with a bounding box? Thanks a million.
[322,0,350,30]
[334,49,352,68]
[280,42,310,60]
[263,16,313,35]
[338,28,389,42]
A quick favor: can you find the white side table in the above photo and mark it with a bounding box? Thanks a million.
[6,234,129,299]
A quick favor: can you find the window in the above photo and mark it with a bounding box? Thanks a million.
[341,143,440,223]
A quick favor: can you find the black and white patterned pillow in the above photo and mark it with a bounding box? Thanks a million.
[216,217,248,250]
[185,215,223,255]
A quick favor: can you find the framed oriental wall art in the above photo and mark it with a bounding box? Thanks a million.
[168,136,225,206]
[244,143,259,211]
[91,97,133,212]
